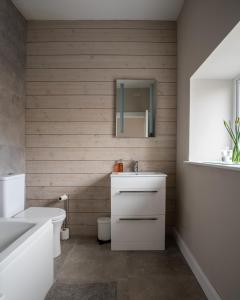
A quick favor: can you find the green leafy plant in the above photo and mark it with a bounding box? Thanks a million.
[224,118,240,163]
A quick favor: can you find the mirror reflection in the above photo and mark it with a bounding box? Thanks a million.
[116,80,156,138]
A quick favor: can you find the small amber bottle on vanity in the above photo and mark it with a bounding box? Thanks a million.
[114,159,123,172]
[114,161,119,172]
[118,159,123,172]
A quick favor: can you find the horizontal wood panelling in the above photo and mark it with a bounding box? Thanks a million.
[26,21,177,236]
[69,199,110,213]
[26,135,176,148]
[26,121,176,135]
[26,160,116,174]
[166,187,176,200]
[26,148,176,161]
[157,109,176,121]
[28,20,176,30]
[156,122,176,135]
[27,29,176,43]
[26,108,175,122]
[26,186,175,200]
[166,199,176,212]
[26,173,175,187]
[157,96,177,108]
[26,82,176,96]
[27,55,176,69]
[26,160,176,174]
[26,82,113,96]
[27,42,176,56]
[26,95,113,108]
[26,68,176,82]
[26,186,110,200]
[26,121,114,135]
[26,108,113,122]
[69,212,109,226]
[26,160,176,175]
[28,199,110,213]
[27,195,175,213]
[26,95,176,109]
[26,173,110,187]
[27,199,65,209]
[27,197,175,215]
[139,161,176,174]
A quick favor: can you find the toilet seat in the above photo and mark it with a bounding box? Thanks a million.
[15,207,66,223]
[14,207,66,258]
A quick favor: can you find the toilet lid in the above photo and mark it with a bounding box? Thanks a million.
[15,207,66,222]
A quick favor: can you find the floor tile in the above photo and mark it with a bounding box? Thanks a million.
[54,237,207,300]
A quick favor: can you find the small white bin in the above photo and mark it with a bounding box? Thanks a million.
[97,217,111,241]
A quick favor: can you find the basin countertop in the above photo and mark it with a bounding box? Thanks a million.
[111,172,167,177]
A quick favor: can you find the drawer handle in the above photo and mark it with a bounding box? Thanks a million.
[119,217,158,221]
[118,190,158,193]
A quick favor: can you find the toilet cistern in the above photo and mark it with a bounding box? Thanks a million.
[0,174,66,258]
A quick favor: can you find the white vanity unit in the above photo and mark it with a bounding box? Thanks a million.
[111,172,167,251]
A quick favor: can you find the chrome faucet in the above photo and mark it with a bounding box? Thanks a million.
[133,161,139,173]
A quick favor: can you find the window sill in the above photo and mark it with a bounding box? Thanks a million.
[184,161,240,172]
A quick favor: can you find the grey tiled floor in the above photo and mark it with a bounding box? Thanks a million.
[54,237,207,300]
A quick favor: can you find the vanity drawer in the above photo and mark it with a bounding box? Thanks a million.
[111,176,166,190]
[111,215,165,250]
[111,189,165,215]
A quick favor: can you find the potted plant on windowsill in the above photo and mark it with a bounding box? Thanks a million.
[224,118,240,163]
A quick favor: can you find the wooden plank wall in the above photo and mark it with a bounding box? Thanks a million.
[25,20,177,236]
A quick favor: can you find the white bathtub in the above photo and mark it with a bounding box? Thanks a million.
[0,218,53,300]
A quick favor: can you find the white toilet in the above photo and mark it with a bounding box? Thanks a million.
[0,173,66,258]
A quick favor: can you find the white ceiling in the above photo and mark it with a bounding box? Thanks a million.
[192,21,240,79]
[12,0,184,21]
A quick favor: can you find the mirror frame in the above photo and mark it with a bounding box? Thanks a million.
[115,79,156,138]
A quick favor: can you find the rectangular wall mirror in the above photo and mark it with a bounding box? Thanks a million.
[116,79,156,138]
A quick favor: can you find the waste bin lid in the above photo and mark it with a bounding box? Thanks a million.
[97,217,110,224]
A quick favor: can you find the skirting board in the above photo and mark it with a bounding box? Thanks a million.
[173,228,221,300]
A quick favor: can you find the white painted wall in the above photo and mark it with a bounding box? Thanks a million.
[189,79,233,161]
[192,22,240,80]
[177,1,240,299]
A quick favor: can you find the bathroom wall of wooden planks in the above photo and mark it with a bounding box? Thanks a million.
[25,20,177,236]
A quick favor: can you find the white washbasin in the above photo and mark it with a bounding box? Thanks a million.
[111,172,167,176]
